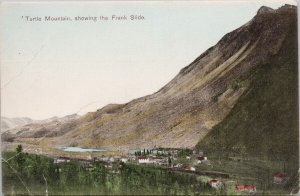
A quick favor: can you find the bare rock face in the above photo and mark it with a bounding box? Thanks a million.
[8,5,297,151]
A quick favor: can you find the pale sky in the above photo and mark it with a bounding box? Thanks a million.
[0,0,297,120]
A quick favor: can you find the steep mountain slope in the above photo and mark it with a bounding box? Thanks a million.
[8,5,297,151]
[196,16,298,159]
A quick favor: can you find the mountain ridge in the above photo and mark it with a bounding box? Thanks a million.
[1,117,33,132]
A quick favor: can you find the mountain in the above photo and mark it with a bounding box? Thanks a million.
[1,114,80,141]
[196,5,298,159]
[1,117,33,132]
[35,113,80,124]
[7,5,297,153]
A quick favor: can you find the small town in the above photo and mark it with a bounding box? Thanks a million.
[48,147,291,195]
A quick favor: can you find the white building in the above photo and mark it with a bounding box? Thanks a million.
[109,157,115,162]
[184,166,196,171]
[121,158,128,163]
[209,179,223,189]
[138,156,150,164]
[54,158,70,164]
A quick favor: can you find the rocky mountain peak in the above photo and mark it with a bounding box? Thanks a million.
[257,6,274,15]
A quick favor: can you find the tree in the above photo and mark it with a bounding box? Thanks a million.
[92,162,107,186]
[31,155,42,182]
[64,161,80,186]
[168,157,172,166]
[15,145,25,173]
[48,161,60,185]
[16,144,23,154]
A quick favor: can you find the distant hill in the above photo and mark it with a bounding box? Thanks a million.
[35,114,80,124]
[1,117,33,132]
[1,114,80,141]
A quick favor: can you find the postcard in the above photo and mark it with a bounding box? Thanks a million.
[1,0,298,195]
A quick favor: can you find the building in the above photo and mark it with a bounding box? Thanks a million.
[114,156,121,161]
[190,166,196,171]
[127,155,136,161]
[244,185,256,193]
[104,163,112,169]
[150,157,167,165]
[273,172,289,184]
[109,157,115,162]
[209,179,223,189]
[235,184,244,191]
[183,166,196,171]
[138,156,150,164]
[121,157,128,163]
[54,157,70,164]
[54,158,70,164]
[173,163,182,168]
[193,150,204,156]
[209,179,219,188]
[97,157,109,162]
[197,156,207,164]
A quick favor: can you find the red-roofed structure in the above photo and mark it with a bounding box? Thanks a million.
[235,184,244,191]
[198,156,205,161]
[273,172,289,184]
[244,185,256,193]
[138,156,150,163]
[209,179,217,188]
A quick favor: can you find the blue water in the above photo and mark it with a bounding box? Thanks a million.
[58,147,107,152]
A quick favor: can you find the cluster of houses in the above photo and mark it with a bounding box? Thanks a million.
[134,148,209,171]
[191,149,209,165]
[207,178,256,194]
[52,148,208,167]
[196,155,208,164]
[231,171,289,194]
[137,156,168,165]
[95,156,133,163]
[173,164,196,171]
[54,157,70,164]
[56,154,134,164]
[51,149,291,194]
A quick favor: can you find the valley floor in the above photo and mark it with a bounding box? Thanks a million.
[2,146,298,195]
